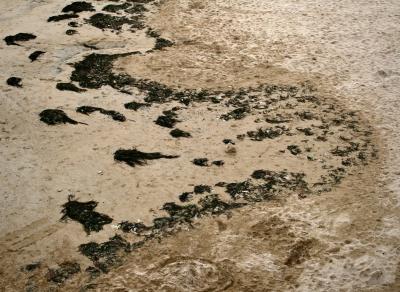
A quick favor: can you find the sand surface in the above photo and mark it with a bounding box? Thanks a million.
[0,0,399,291]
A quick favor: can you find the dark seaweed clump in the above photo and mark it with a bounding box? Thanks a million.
[251,170,268,179]
[125,3,148,14]
[66,29,78,35]
[162,202,200,223]
[39,109,84,125]
[223,139,235,145]
[225,170,309,202]
[114,148,179,167]
[179,192,193,202]
[124,101,150,111]
[7,77,22,87]
[46,262,81,283]
[61,198,113,234]
[68,21,80,28]
[119,193,244,236]
[155,110,180,128]
[154,37,174,50]
[48,14,79,22]
[192,158,209,167]
[4,33,36,46]
[70,53,137,89]
[247,126,288,141]
[79,235,135,272]
[76,106,126,122]
[29,50,45,62]
[118,221,149,234]
[199,194,245,215]
[62,1,95,13]
[170,128,191,138]
[88,13,144,31]
[56,82,86,92]
[221,107,250,121]
[212,160,224,166]
[287,145,302,155]
[142,81,174,103]
[102,2,132,13]
[194,185,212,194]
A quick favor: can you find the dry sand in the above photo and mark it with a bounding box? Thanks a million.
[0,0,399,291]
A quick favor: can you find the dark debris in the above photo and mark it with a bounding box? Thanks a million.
[62,1,95,13]
[39,109,84,125]
[7,77,22,87]
[48,14,79,22]
[192,158,209,167]
[76,106,126,122]
[4,33,36,46]
[56,82,86,92]
[61,198,113,234]
[114,148,179,167]
[29,51,45,62]
[170,128,191,138]
[124,101,150,111]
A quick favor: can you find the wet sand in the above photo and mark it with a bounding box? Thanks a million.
[0,0,399,291]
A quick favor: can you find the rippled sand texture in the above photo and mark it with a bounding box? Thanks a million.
[0,0,399,291]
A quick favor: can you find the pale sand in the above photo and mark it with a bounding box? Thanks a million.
[0,0,399,290]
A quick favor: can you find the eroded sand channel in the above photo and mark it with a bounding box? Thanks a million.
[0,0,399,291]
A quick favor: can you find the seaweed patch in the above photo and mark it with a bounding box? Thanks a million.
[194,185,212,194]
[225,170,309,202]
[178,192,193,202]
[6,77,22,87]
[155,110,180,128]
[114,148,179,167]
[103,3,132,13]
[170,128,191,138]
[56,82,86,92]
[212,160,224,166]
[287,145,302,155]
[4,33,36,46]
[61,197,113,234]
[48,14,79,22]
[79,235,134,272]
[62,1,95,13]
[118,221,149,234]
[66,29,78,35]
[247,126,288,141]
[192,158,209,167]
[70,53,137,89]
[124,101,150,111]
[39,109,85,125]
[76,106,126,122]
[88,13,144,31]
[220,107,250,121]
[162,202,200,223]
[199,194,245,215]
[29,50,45,62]
[154,37,174,50]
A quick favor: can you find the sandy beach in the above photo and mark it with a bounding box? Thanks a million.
[0,0,399,290]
